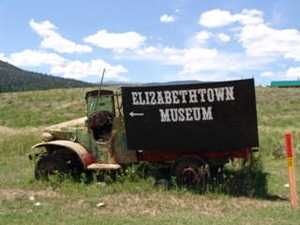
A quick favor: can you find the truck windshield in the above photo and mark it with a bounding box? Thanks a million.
[85,90,114,118]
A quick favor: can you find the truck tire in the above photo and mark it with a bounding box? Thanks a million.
[209,165,224,185]
[34,149,84,181]
[175,157,208,190]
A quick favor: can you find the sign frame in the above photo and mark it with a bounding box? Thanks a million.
[121,79,259,152]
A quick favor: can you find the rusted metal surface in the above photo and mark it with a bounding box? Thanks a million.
[85,89,114,99]
[109,117,138,164]
[43,117,87,132]
[85,89,115,119]
[87,111,113,140]
[87,163,121,170]
[32,140,96,168]
[41,117,87,141]
[114,92,123,117]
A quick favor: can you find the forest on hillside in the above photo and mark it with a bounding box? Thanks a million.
[0,60,93,92]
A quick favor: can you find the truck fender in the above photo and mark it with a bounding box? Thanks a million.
[31,140,95,168]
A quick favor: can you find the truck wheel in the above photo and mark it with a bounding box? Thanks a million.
[175,158,208,190]
[209,165,224,184]
[35,150,84,181]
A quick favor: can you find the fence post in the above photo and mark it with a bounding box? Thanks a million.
[285,132,298,209]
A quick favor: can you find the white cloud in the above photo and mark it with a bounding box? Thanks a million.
[160,14,176,23]
[200,8,300,64]
[84,30,146,51]
[116,8,295,82]
[190,31,231,46]
[260,68,300,80]
[133,44,240,68]
[260,71,274,77]
[175,71,240,82]
[239,23,300,61]
[134,46,161,57]
[8,49,65,67]
[199,9,235,28]
[0,52,8,62]
[285,67,300,79]
[50,59,128,81]
[217,33,231,42]
[29,19,56,36]
[1,49,128,81]
[127,45,271,81]
[109,8,300,82]
[30,19,92,54]
[284,47,300,61]
[236,9,264,26]
[195,31,212,44]
[177,50,270,76]
[199,9,263,28]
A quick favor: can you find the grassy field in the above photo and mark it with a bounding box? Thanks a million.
[0,87,300,225]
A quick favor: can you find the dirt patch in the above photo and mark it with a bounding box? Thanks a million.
[0,188,61,201]
[0,187,285,218]
[76,192,279,217]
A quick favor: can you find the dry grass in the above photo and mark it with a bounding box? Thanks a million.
[0,186,280,218]
[92,192,274,216]
[0,87,300,224]
[0,188,60,201]
[0,126,39,136]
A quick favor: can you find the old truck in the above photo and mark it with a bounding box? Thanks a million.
[30,78,259,186]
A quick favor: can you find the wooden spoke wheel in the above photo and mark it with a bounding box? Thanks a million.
[175,157,209,190]
[34,149,84,181]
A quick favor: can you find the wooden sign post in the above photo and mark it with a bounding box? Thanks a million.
[285,132,298,209]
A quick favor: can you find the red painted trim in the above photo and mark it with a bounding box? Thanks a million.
[137,148,252,162]
[83,153,96,166]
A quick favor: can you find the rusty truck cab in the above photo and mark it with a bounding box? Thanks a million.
[85,90,115,141]
[85,89,137,166]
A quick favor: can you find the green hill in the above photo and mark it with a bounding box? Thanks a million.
[0,60,93,92]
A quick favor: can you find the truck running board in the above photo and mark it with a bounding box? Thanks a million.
[87,163,121,171]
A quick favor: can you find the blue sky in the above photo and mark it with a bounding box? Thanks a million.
[1,0,300,85]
